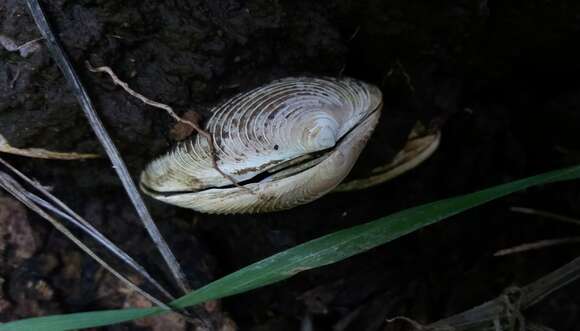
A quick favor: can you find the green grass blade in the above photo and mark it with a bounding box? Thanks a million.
[171,165,580,308]
[0,308,162,331]
[2,165,579,331]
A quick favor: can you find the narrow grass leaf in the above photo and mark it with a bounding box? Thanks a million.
[0,308,162,331]
[171,165,580,308]
[2,165,579,331]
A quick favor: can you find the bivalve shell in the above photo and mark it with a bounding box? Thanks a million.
[140,76,382,214]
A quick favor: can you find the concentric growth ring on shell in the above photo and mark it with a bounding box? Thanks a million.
[140,76,383,214]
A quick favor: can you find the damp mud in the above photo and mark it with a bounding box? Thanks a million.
[1,1,580,330]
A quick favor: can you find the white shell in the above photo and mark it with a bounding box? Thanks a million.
[140,77,382,214]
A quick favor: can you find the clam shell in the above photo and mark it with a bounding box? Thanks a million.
[140,76,382,214]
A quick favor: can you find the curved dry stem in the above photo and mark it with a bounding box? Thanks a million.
[0,134,99,160]
[86,62,253,195]
[0,170,170,310]
[24,0,190,294]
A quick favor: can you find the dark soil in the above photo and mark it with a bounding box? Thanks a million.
[1,0,580,330]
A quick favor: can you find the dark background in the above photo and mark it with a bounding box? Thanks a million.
[1,0,580,330]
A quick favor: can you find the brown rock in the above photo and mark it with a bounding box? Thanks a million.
[170,110,204,141]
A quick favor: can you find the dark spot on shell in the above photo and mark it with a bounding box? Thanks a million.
[189,176,202,188]
[274,144,279,150]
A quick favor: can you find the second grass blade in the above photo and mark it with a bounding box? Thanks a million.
[1,164,579,331]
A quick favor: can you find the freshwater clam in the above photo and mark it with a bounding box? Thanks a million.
[141,76,443,214]
[140,76,385,214]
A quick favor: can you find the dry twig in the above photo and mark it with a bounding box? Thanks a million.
[0,168,169,310]
[510,206,580,227]
[494,237,580,256]
[9,66,21,89]
[0,134,99,160]
[86,62,251,193]
[24,0,190,294]
[386,316,425,330]
[428,256,580,330]
[0,157,174,302]
[0,35,42,57]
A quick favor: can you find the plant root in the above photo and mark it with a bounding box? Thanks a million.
[86,62,254,195]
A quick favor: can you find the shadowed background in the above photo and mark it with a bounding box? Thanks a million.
[1,0,580,330]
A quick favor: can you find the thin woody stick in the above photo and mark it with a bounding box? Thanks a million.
[0,157,174,302]
[25,0,191,294]
[429,256,580,329]
[0,171,170,310]
[0,169,203,324]
[510,206,580,227]
[0,133,99,160]
[86,62,252,194]
[494,237,580,257]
